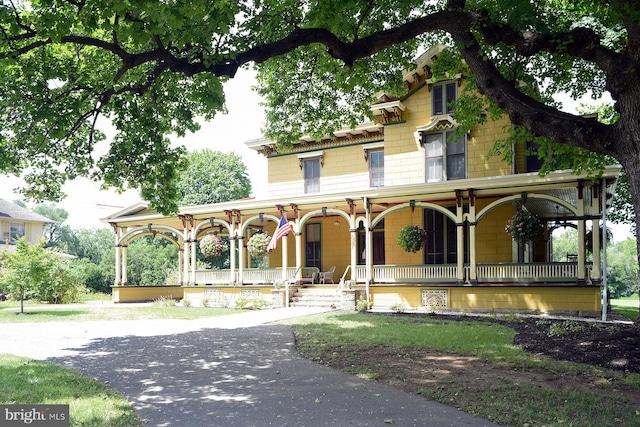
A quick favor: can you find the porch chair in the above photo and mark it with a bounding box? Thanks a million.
[319,266,336,284]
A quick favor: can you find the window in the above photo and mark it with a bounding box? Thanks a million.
[303,158,320,193]
[2,222,25,243]
[357,220,385,265]
[305,223,321,269]
[424,131,466,182]
[432,82,457,116]
[368,149,384,187]
[423,208,467,265]
[525,139,545,173]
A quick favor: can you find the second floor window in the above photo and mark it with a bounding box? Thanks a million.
[432,82,457,116]
[369,149,384,187]
[424,131,466,182]
[303,158,320,193]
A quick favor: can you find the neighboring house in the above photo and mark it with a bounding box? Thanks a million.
[103,46,621,318]
[0,198,53,252]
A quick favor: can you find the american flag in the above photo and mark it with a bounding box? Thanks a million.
[267,216,292,251]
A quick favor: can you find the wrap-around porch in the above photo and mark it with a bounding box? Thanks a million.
[107,169,617,316]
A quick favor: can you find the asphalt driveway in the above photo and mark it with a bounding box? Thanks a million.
[1,307,500,426]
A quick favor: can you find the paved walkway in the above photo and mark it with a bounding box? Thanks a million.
[0,307,501,426]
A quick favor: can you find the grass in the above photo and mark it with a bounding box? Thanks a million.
[0,299,243,323]
[612,295,640,321]
[281,312,640,427]
[0,354,144,426]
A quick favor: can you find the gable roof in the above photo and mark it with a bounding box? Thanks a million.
[0,199,54,223]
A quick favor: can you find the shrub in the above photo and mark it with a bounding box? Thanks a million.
[234,296,272,310]
[356,296,370,312]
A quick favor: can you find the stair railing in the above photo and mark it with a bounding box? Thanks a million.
[336,265,352,293]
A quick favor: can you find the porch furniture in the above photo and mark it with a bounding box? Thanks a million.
[301,267,320,284]
[319,266,336,284]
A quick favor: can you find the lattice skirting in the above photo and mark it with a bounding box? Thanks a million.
[203,289,224,306]
[241,289,262,299]
[421,289,448,310]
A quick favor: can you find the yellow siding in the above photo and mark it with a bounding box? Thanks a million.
[467,116,512,178]
[383,209,425,265]
[370,286,423,308]
[322,145,368,178]
[448,286,601,312]
[474,198,513,263]
[369,286,601,313]
[268,155,298,184]
[112,286,183,303]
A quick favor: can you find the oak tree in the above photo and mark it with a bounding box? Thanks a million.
[1,0,639,263]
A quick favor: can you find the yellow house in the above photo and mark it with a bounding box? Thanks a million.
[103,46,621,318]
[0,198,53,253]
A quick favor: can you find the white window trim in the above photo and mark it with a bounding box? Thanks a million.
[430,80,459,116]
[423,130,467,182]
[362,142,384,161]
[297,151,324,169]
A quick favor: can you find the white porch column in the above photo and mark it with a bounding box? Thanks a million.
[350,226,357,282]
[576,184,587,283]
[183,238,190,286]
[190,239,197,285]
[456,200,465,284]
[114,245,121,286]
[591,185,602,283]
[295,231,303,282]
[364,198,373,297]
[468,196,477,284]
[281,231,288,280]
[237,235,245,284]
[111,224,121,286]
[229,226,236,284]
[121,245,128,285]
[178,248,183,285]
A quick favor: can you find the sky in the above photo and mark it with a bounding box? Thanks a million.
[0,67,268,229]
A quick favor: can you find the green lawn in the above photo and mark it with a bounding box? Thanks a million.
[281,312,640,427]
[611,295,640,321]
[0,300,243,322]
[0,354,144,427]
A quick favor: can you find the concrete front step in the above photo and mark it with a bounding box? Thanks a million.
[290,289,343,308]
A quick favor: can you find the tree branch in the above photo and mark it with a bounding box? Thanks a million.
[450,27,615,157]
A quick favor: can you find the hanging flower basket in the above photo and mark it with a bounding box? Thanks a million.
[505,207,543,243]
[247,232,271,258]
[397,225,427,253]
[199,234,225,257]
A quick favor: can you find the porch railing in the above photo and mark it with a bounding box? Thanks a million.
[195,262,592,286]
[195,269,233,285]
[474,262,585,283]
[195,267,297,285]
[355,264,459,283]
[353,262,591,284]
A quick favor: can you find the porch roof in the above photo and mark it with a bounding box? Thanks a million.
[101,166,621,226]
